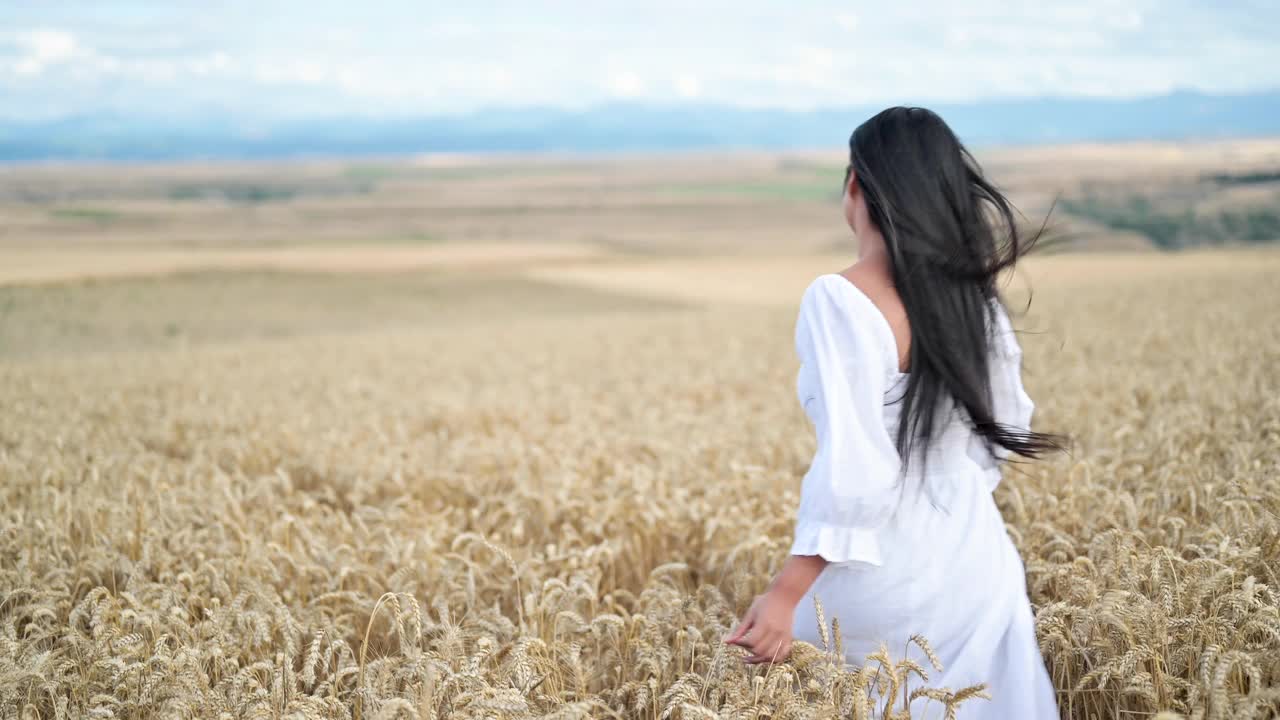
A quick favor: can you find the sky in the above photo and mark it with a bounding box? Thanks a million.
[0,1,1277,121]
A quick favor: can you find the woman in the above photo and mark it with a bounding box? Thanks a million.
[723,107,1063,717]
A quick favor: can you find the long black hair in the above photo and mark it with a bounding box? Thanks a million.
[845,106,1065,471]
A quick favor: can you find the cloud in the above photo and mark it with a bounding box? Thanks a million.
[0,2,1274,120]
[606,71,645,99]
[19,29,77,59]
[12,28,82,75]
[1110,8,1144,30]
[190,52,232,75]
[674,73,701,99]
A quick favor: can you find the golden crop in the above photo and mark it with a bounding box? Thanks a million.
[1,250,1277,719]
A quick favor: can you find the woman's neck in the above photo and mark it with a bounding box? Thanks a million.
[855,226,891,267]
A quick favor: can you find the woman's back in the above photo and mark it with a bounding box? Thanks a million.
[797,272,1033,486]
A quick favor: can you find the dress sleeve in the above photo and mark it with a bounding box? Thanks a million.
[967,300,1036,488]
[790,277,902,569]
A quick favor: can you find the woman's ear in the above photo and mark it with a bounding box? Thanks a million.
[842,167,860,231]
[844,165,858,199]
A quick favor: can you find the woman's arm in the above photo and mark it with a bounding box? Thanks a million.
[723,278,897,664]
[722,554,828,664]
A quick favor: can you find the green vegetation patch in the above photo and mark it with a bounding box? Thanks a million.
[1062,194,1280,249]
[49,207,122,223]
[167,183,300,204]
[165,179,377,204]
[1204,170,1280,186]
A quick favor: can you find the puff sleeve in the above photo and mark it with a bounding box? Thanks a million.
[967,299,1036,489]
[789,276,903,569]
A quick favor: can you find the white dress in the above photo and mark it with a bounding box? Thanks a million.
[788,274,1058,719]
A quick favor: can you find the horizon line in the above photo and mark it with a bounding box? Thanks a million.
[6,135,1280,170]
[3,85,1279,124]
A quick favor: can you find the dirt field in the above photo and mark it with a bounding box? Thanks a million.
[3,138,1279,288]
[0,242,605,286]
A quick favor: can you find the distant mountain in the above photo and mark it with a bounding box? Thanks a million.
[1,89,1278,162]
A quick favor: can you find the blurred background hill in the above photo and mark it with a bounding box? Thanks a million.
[3,89,1280,161]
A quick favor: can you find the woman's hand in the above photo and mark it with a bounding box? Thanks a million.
[722,555,828,665]
[722,590,798,664]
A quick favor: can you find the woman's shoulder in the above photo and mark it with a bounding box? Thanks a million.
[801,271,890,309]
[798,273,872,324]
[799,273,853,307]
[796,274,900,372]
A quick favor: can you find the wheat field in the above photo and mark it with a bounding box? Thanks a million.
[1,244,1277,719]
